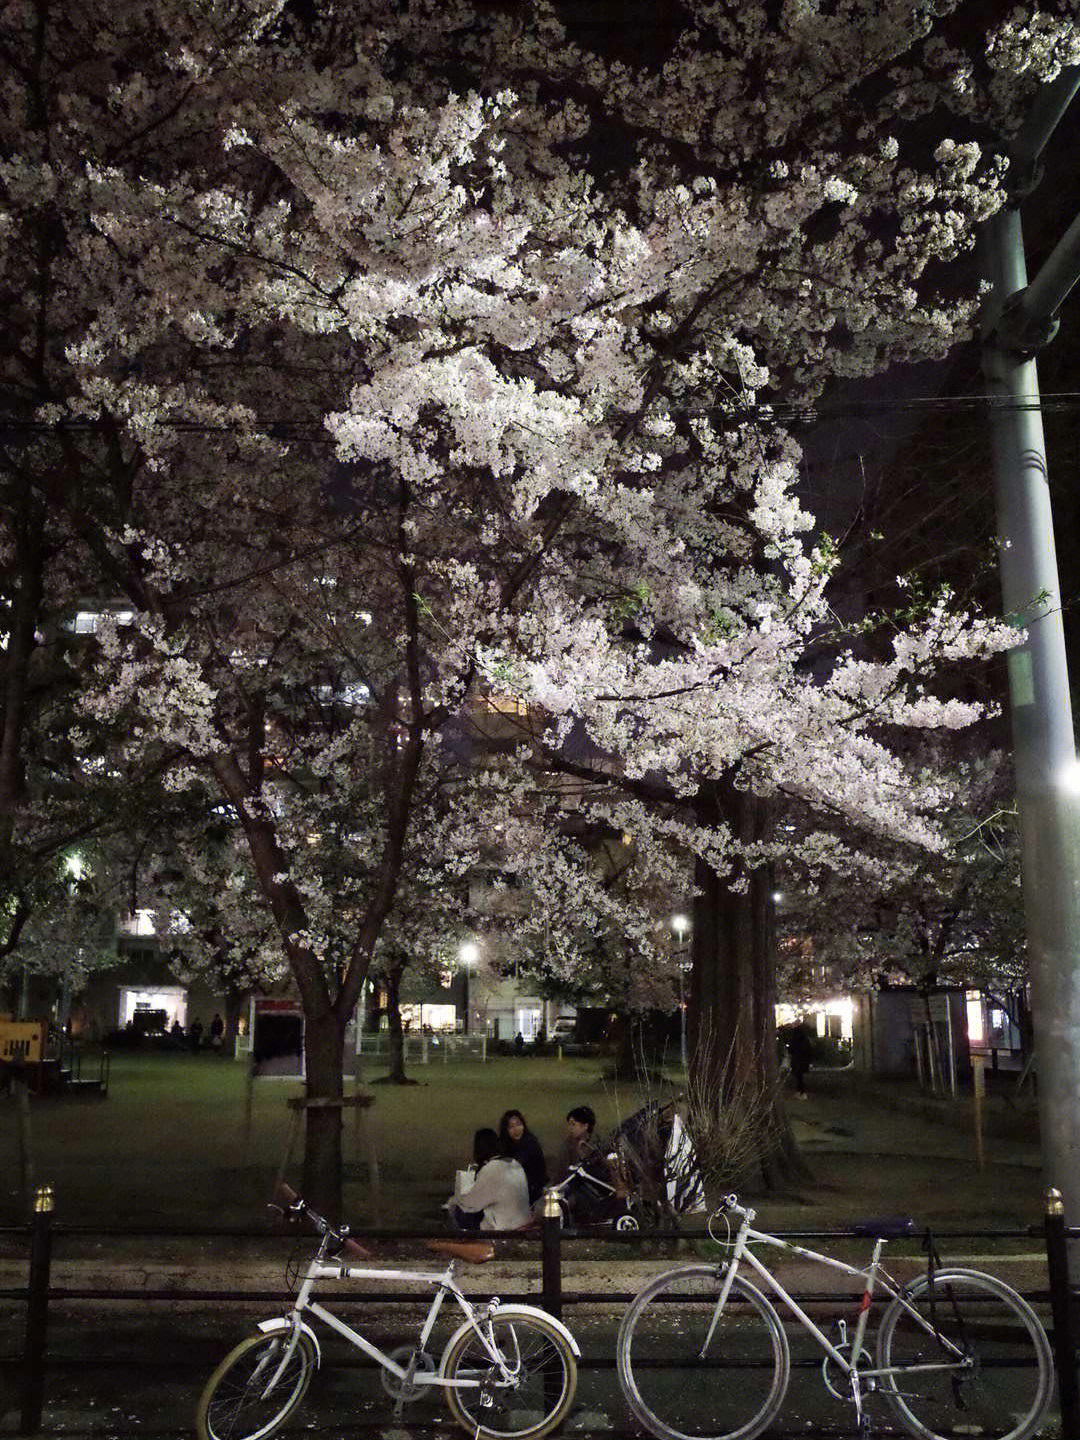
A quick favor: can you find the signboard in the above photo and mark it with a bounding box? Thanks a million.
[0,1022,44,1064]
[250,997,304,1076]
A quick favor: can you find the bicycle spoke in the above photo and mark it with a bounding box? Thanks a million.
[443,1311,578,1439]
[198,1334,314,1440]
[617,1266,789,1440]
[878,1271,1053,1440]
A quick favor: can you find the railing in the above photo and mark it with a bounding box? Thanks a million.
[354,1031,489,1063]
[3,1186,1077,1437]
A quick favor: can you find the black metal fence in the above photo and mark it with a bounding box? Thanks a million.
[3,1186,1078,1437]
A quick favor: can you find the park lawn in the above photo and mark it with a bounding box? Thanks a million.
[0,1050,661,1229]
[0,1052,1047,1237]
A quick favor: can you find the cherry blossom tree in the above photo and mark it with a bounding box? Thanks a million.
[8,0,1080,1207]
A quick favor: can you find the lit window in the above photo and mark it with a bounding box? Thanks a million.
[483,695,528,717]
[119,909,156,937]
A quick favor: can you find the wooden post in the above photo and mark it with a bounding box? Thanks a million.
[241,1055,255,1160]
[972,1052,987,1170]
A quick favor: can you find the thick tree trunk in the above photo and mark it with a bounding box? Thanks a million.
[687,778,812,1189]
[384,963,409,1084]
[301,1004,346,1221]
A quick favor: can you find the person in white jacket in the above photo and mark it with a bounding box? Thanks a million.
[448,1128,532,1232]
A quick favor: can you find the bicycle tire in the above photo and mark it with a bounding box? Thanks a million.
[440,1306,578,1440]
[616,1264,790,1440]
[876,1267,1054,1440]
[196,1330,316,1440]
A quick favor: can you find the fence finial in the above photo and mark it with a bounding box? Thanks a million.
[1046,1186,1064,1216]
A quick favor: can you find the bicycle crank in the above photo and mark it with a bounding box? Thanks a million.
[379,1346,435,1403]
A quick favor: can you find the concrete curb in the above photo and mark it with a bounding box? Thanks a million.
[0,1251,1050,1306]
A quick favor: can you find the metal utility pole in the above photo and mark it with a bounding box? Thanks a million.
[980,68,1080,1216]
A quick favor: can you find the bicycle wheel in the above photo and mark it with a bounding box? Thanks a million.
[877,1268,1054,1440]
[617,1264,790,1440]
[441,1306,578,1439]
[196,1330,316,1440]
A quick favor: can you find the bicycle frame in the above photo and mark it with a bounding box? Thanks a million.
[714,1210,969,1389]
[260,1248,505,1396]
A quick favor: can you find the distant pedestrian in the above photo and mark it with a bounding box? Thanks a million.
[784,1020,814,1098]
[188,1018,204,1051]
[209,1013,225,1049]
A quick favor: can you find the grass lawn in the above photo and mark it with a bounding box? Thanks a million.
[0,1050,660,1229]
[0,1051,1047,1236]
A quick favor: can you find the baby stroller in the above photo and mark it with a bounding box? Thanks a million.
[549,1101,705,1231]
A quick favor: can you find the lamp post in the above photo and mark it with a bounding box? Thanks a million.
[671,914,690,1072]
[458,941,479,1035]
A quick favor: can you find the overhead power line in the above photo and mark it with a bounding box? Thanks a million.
[5,391,1080,441]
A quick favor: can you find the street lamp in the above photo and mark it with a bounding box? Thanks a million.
[671,914,690,1072]
[458,941,479,1035]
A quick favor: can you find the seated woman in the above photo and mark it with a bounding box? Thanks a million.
[447,1128,532,1232]
[498,1109,548,1205]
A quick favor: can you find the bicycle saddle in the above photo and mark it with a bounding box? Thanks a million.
[424,1238,496,1263]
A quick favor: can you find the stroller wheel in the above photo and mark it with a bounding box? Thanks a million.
[615,1213,640,1232]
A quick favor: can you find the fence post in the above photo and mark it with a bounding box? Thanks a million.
[1045,1186,1080,1440]
[21,1183,54,1436]
[540,1187,562,1321]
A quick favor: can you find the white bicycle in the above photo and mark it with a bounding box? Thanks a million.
[196,1186,579,1440]
[617,1194,1054,1440]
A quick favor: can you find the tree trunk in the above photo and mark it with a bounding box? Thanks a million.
[687,778,812,1188]
[384,962,410,1083]
[301,1004,346,1221]
[224,986,248,1054]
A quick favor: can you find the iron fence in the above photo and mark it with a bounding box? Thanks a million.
[1,1188,1075,1438]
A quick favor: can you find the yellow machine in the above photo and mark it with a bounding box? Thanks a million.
[0,1021,45,1064]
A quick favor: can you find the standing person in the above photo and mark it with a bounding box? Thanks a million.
[784,1019,814,1098]
[209,1013,225,1050]
[498,1109,548,1205]
[446,1128,532,1232]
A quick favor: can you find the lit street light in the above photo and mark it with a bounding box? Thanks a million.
[671,914,690,1072]
[458,941,479,1035]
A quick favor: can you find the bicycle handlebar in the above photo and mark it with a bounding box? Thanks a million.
[272,1182,372,1259]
